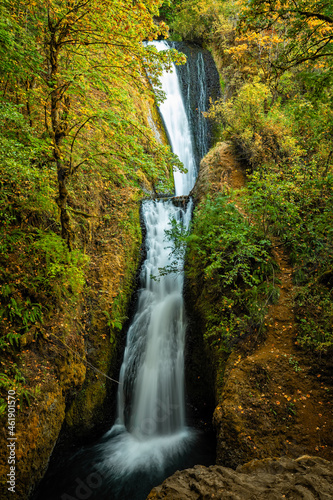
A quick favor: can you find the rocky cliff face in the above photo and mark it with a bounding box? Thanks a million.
[0,96,168,499]
[0,196,142,500]
[147,456,333,499]
[171,41,221,167]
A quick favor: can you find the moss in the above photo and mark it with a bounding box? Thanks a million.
[0,382,65,499]
[0,85,166,497]
[62,200,142,441]
[65,382,106,429]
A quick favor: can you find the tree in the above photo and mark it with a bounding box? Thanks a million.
[240,0,333,70]
[2,0,185,249]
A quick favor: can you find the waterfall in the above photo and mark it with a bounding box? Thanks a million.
[116,201,191,438]
[33,40,216,500]
[153,41,197,196]
[114,40,196,439]
[102,39,196,465]
[89,40,202,493]
[169,41,220,167]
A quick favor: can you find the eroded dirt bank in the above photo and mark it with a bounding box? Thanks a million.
[198,143,333,465]
[214,241,333,466]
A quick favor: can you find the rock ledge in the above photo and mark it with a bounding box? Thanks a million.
[147,456,333,499]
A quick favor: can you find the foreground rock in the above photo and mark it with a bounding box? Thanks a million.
[147,456,333,499]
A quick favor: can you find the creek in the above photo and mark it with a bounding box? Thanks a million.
[33,40,218,500]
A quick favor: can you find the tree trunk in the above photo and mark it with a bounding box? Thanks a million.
[48,23,72,250]
[56,160,72,251]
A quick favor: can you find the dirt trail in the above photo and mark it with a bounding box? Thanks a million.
[201,142,333,467]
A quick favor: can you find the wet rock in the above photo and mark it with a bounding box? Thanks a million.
[171,42,221,168]
[147,456,333,499]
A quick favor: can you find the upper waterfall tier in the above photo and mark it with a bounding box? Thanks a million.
[151,40,197,196]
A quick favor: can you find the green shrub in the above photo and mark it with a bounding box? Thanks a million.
[295,284,333,353]
[186,194,278,352]
[207,80,304,170]
[247,160,333,353]
[32,232,89,299]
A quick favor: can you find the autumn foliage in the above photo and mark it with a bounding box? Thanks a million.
[0,0,186,411]
[169,0,333,354]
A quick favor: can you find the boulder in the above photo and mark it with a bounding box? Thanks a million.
[147,456,333,499]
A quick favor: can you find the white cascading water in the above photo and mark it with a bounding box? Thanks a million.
[115,40,197,439]
[97,41,197,478]
[116,200,191,439]
[154,41,197,196]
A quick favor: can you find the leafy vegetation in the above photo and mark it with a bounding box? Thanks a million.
[1,0,187,249]
[239,0,333,70]
[0,0,186,415]
[169,0,333,355]
[0,366,39,414]
[171,194,279,353]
